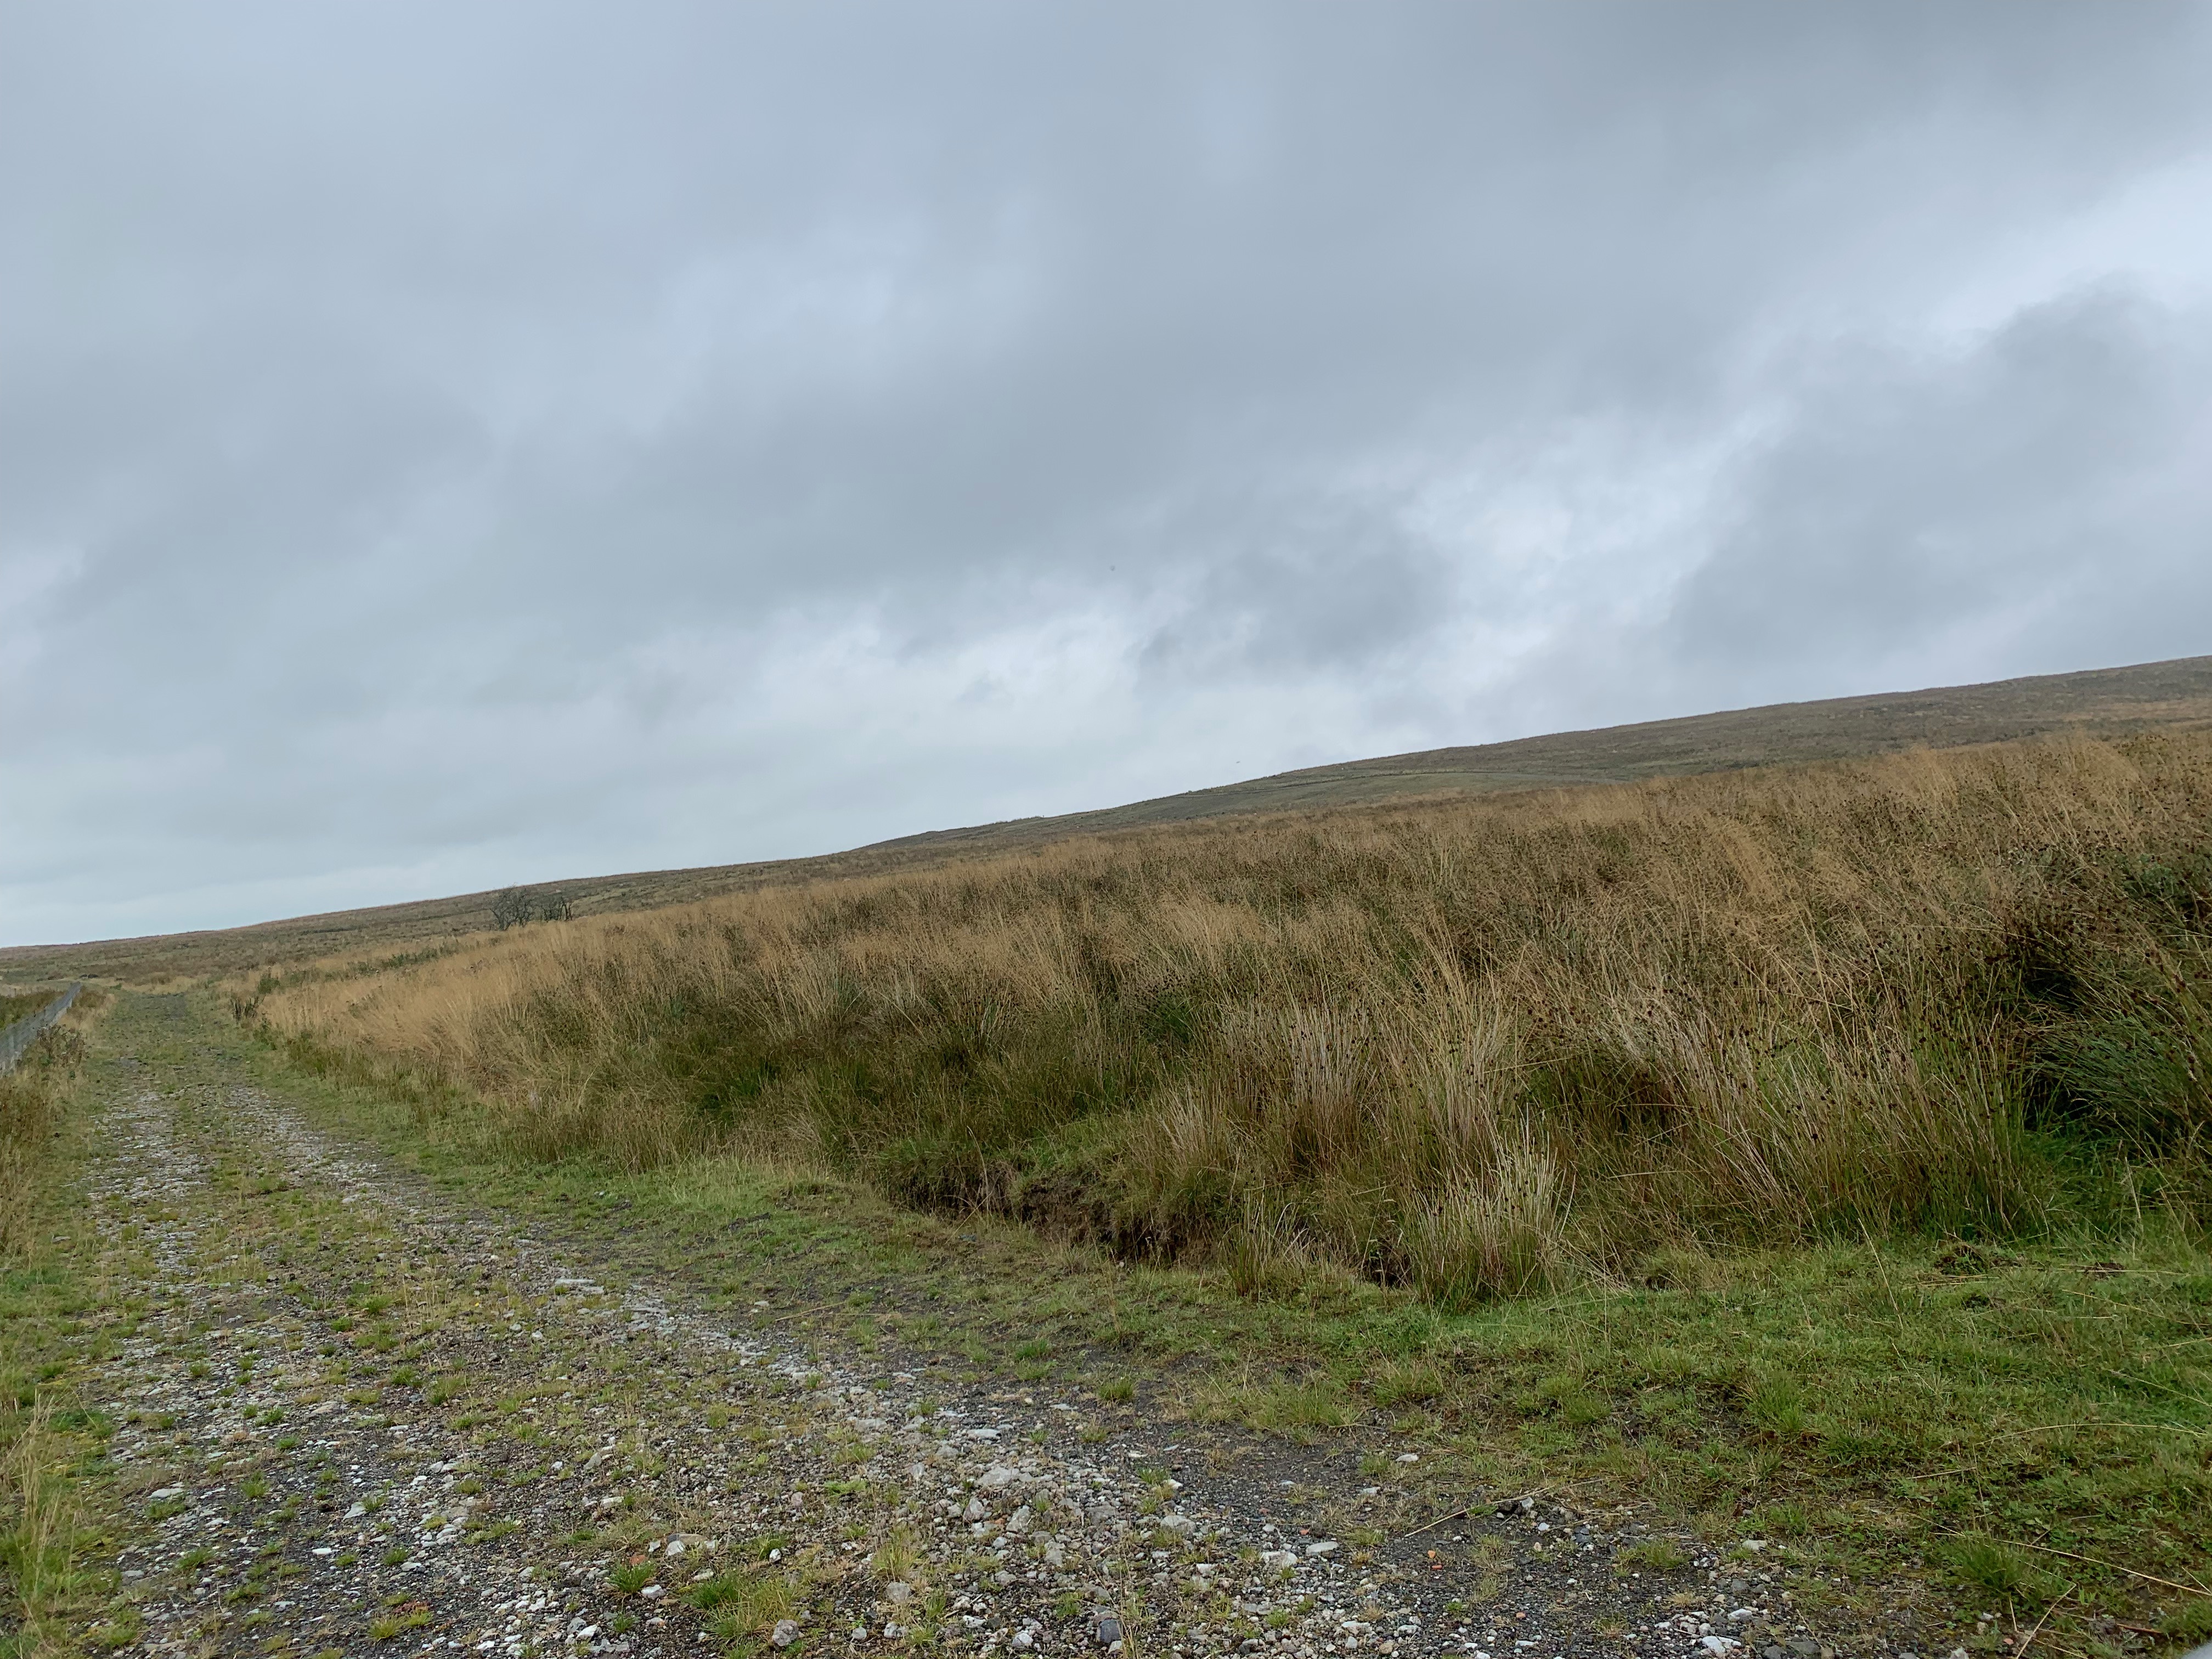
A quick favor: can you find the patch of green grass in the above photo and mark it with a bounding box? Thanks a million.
[86,1606,144,1648]
[1367,1357,1445,1407]
[1188,1376,1355,1436]
[697,1571,802,1644]
[1616,1538,1689,1572]
[368,1607,430,1640]
[686,1570,758,1610]
[1943,1538,2062,1602]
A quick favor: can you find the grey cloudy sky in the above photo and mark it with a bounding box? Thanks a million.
[6,2,2212,945]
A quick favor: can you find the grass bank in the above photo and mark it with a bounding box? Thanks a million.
[244,736,2212,1300]
[0,993,117,1658]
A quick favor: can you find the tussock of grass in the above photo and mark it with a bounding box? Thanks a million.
[244,736,2212,1293]
[688,1567,800,1644]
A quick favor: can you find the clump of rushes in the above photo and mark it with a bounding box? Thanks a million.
[245,734,2212,1296]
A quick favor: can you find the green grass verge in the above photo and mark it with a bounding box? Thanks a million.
[0,1046,132,1659]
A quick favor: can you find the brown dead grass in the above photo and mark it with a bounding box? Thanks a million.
[243,735,2212,1300]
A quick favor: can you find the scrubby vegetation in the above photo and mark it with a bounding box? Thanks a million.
[0,999,97,1258]
[241,735,2212,1304]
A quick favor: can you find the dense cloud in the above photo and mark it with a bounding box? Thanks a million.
[5,2,2211,942]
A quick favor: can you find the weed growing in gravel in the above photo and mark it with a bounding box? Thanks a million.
[695,1568,799,1643]
[868,1527,921,1583]
[84,1602,143,1648]
[367,1606,429,1640]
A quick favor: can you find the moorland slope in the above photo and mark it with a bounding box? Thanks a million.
[6,651,2209,981]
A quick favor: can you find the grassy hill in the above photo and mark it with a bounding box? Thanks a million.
[19,670,2212,1633]
[234,725,2212,1618]
[7,651,2209,983]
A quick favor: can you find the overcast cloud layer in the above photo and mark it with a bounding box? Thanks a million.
[7,3,2212,944]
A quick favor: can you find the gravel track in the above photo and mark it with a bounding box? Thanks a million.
[72,1011,1821,1659]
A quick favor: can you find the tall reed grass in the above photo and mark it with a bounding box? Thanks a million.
[244,736,2212,1301]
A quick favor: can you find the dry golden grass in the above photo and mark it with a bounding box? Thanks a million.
[245,735,2212,1300]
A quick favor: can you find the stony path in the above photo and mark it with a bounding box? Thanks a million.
[69,1011,1824,1659]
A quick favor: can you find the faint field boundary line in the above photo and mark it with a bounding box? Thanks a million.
[0,985,79,1075]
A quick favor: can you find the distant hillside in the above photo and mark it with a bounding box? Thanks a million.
[910,651,2212,837]
[7,652,2209,983]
